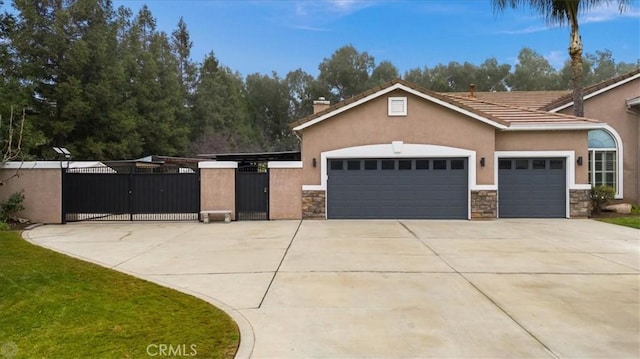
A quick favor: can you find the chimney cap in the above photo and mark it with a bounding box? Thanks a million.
[313,97,330,105]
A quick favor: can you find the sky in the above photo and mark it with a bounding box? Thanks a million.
[112,0,639,77]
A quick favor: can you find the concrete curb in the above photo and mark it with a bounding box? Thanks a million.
[21,227,255,359]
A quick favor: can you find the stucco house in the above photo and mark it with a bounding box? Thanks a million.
[291,69,639,220]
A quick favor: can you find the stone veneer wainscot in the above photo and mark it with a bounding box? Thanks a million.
[471,190,497,219]
[302,190,325,219]
[570,189,591,218]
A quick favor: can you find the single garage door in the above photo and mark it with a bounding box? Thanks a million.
[498,158,566,218]
[327,158,468,219]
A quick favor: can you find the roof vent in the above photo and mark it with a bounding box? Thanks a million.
[469,84,476,98]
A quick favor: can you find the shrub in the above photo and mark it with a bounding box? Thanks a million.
[0,221,10,231]
[590,185,615,213]
[0,191,25,221]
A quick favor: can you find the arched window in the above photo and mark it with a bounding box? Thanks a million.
[588,129,618,193]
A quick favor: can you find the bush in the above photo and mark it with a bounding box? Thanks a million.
[590,185,615,213]
[0,191,25,221]
[0,221,10,231]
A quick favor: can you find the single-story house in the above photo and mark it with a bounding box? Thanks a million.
[291,69,639,220]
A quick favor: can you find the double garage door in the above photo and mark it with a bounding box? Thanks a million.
[327,158,468,219]
[327,157,566,219]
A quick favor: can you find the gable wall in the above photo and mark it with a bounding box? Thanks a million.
[300,90,496,185]
[560,79,640,203]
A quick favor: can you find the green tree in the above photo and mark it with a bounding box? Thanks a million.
[507,48,561,90]
[245,72,296,151]
[476,58,511,91]
[616,60,640,76]
[122,6,188,156]
[368,61,399,87]
[191,52,255,154]
[318,44,375,101]
[9,0,140,159]
[285,68,320,121]
[493,0,630,116]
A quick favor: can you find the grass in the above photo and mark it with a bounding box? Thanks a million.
[0,231,239,358]
[596,216,640,229]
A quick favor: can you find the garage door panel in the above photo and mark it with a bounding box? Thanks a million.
[498,158,566,218]
[327,158,468,219]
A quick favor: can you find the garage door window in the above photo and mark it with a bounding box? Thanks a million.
[364,160,377,170]
[416,160,429,170]
[433,160,447,170]
[588,129,617,193]
[451,159,465,170]
[399,160,412,170]
[347,160,361,170]
[330,160,344,170]
[381,160,395,170]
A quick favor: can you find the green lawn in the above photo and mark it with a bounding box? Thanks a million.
[596,216,640,229]
[0,231,239,358]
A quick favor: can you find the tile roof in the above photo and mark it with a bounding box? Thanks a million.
[541,68,640,111]
[445,91,569,110]
[441,93,601,129]
[291,78,602,131]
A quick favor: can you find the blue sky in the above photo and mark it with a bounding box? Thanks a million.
[116,1,638,77]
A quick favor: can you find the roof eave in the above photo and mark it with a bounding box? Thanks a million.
[503,123,605,131]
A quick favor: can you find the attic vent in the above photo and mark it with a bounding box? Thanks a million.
[388,97,407,116]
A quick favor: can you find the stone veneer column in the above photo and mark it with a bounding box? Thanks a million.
[570,189,591,218]
[471,190,497,219]
[302,190,325,219]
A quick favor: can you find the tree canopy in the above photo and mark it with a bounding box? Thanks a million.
[0,1,637,160]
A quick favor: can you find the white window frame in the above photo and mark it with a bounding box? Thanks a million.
[388,97,407,116]
[587,126,623,199]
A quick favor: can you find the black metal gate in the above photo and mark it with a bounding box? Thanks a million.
[63,166,200,222]
[236,164,269,220]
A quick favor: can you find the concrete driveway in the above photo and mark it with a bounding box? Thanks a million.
[25,219,639,358]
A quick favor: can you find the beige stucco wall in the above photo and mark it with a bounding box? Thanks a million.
[495,130,589,184]
[560,80,639,203]
[0,168,62,224]
[269,168,302,219]
[200,168,236,220]
[300,90,497,185]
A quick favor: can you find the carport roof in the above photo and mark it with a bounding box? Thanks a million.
[291,79,602,132]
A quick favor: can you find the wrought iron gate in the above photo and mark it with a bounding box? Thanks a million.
[63,166,200,222]
[236,164,269,220]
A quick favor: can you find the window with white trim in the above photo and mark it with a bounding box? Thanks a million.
[388,97,407,116]
[588,129,617,192]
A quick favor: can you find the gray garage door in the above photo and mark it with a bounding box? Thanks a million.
[498,158,566,218]
[327,158,468,219]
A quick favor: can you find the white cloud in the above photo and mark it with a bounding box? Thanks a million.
[544,50,567,69]
[284,0,381,31]
[496,3,639,35]
[498,24,557,35]
[581,3,640,24]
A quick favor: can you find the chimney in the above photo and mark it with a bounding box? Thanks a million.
[313,97,330,114]
[469,84,476,98]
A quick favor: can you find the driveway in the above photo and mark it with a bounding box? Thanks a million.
[25,219,639,358]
